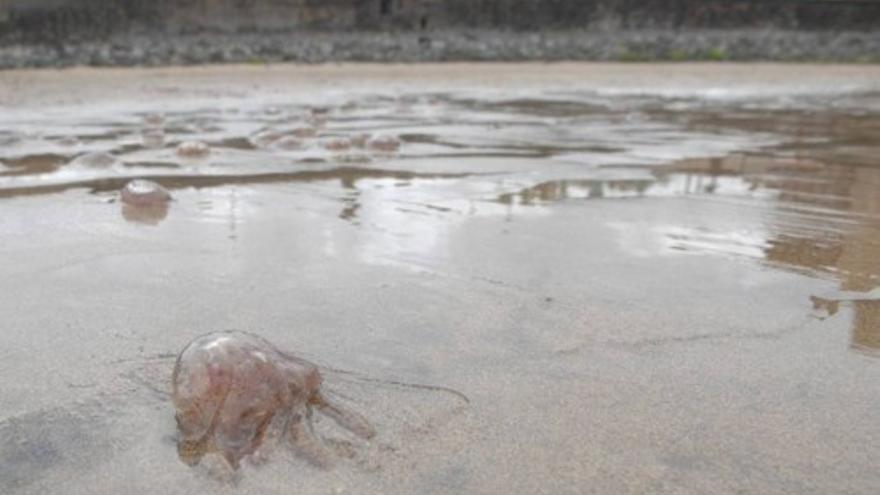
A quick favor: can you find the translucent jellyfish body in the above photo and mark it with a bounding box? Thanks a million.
[121,179,171,207]
[319,137,353,152]
[366,135,402,153]
[176,141,211,158]
[71,151,118,168]
[171,331,375,470]
[120,180,171,225]
[250,128,315,149]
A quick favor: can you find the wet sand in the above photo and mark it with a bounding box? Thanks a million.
[1,64,880,494]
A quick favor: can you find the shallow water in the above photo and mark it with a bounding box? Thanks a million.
[1,65,880,494]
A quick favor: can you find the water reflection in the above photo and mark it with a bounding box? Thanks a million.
[812,295,880,356]
[498,148,880,357]
[852,301,880,354]
[3,91,880,357]
[121,203,170,226]
[496,178,654,205]
[339,173,362,223]
[669,154,880,356]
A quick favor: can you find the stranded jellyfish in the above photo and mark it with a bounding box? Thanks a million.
[172,331,375,470]
[71,151,118,168]
[320,137,353,152]
[367,135,402,153]
[120,179,171,225]
[121,179,171,206]
[250,128,313,150]
[176,141,211,158]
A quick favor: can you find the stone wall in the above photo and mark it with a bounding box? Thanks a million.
[1,0,879,66]
[2,0,880,42]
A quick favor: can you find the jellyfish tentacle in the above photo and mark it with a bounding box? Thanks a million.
[289,412,334,469]
[311,392,376,440]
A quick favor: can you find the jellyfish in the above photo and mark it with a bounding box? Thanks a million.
[176,141,211,158]
[367,135,401,153]
[171,331,375,471]
[71,151,118,168]
[320,137,353,152]
[121,179,171,207]
[119,180,171,225]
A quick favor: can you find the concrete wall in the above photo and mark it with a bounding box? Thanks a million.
[2,0,880,43]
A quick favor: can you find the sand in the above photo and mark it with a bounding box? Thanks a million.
[1,63,879,494]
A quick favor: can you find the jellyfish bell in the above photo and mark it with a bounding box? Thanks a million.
[71,151,118,168]
[176,141,211,159]
[320,137,353,152]
[120,179,170,225]
[121,179,171,207]
[367,134,402,153]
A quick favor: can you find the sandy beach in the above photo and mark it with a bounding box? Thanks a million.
[1,63,880,494]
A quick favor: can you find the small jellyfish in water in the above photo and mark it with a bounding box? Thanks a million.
[120,179,171,225]
[71,151,118,168]
[121,179,171,207]
[251,128,316,149]
[320,137,353,152]
[172,331,375,471]
[367,134,401,153]
[176,141,211,158]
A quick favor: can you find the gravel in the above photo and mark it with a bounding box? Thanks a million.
[1,29,879,69]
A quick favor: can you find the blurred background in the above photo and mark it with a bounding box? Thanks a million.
[1,0,880,67]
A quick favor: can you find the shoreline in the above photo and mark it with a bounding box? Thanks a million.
[3,62,880,109]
